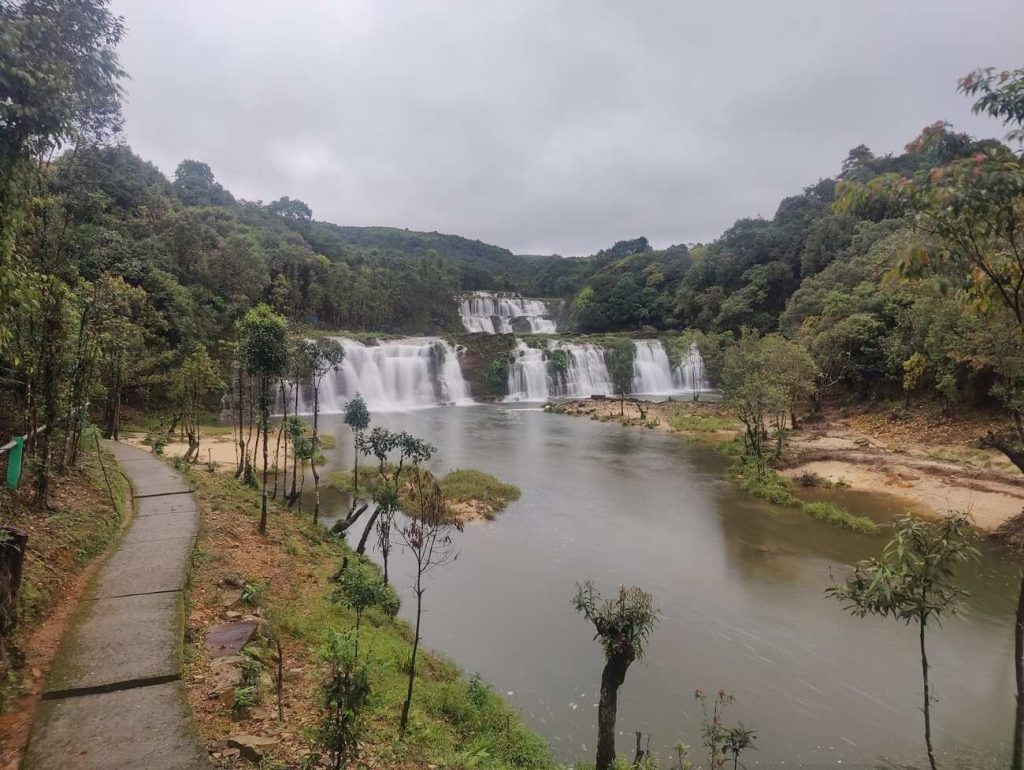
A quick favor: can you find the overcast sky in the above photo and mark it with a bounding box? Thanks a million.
[110,0,1023,256]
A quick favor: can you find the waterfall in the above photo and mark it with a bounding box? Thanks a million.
[505,341,612,401]
[505,342,550,401]
[562,344,612,398]
[632,340,676,394]
[293,338,472,413]
[673,343,708,394]
[631,339,709,396]
[459,292,557,334]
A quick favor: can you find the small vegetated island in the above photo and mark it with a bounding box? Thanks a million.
[5,2,1024,769]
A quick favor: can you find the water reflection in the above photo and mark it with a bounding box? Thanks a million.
[310,405,1019,768]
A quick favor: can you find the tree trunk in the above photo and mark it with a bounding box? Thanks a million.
[399,585,424,733]
[235,367,245,478]
[981,430,1024,475]
[596,656,628,770]
[272,380,285,500]
[0,528,28,638]
[919,616,937,770]
[33,297,62,510]
[312,383,321,523]
[1014,571,1024,770]
[289,383,300,501]
[352,432,360,497]
[259,377,269,535]
[356,504,382,556]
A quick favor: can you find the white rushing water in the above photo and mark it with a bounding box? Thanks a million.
[294,338,472,413]
[459,292,557,334]
[674,343,707,393]
[506,338,707,402]
[505,340,612,401]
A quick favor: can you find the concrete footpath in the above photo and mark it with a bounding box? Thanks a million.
[24,442,209,769]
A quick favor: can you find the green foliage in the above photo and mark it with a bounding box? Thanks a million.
[548,347,570,374]
[827,512,977,770]
[343,395,371,433]
[314,630,371,770]
[572,582,658,666]
[484,357,510,395]
[694,689,756,770]
[827,512,977,623]
[237,304,289,379]
[332,558,400,644]
[603,340,635,400]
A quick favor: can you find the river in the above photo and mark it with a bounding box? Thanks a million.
[314,403,1018,768]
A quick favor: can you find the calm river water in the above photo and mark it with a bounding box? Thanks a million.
[314,404,1018,768]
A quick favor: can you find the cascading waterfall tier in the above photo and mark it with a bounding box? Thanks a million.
[504,338,707,402]
[291,338,472,413]
[459,292,557,334]
[505,340,612,402]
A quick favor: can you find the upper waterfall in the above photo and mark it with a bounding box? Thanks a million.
[459,292,557,334]
[293,338,472,413]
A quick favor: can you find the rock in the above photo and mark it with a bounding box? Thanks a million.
[227,735,279,763]
[219,574,245,589]
[221,589,244,608]
[206,620,259,658]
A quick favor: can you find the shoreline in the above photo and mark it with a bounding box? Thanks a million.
[549,397,1024,533]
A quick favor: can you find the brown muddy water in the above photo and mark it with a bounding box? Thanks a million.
[313,403,1018,768]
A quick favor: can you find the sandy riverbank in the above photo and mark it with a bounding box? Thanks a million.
[553,398,1024,532]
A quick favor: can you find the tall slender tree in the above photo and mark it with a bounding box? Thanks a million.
[827,513,976,770]
[237,304,289,534]
[396,468,460,733]
[343,394,370,497]
[297,336,344,522]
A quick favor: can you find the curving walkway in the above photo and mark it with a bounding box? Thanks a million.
[24,442,209,769]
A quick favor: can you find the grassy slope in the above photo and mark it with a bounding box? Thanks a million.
[182,465,557,770]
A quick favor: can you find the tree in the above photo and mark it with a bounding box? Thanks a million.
[720,333,788,472]
[759,334,818,430]
[572,581,659,770]
[604,341,634,415]
[237,304,289,534]
[343,395,371,497]
[267,196,312,221]
[354,428,436,568]
[827,513,977,770]
[695,690,756,770]
[313,630,370,770]
[331,558,398,658]
[959,67,1024,149]
[169,344,223,463]
[172,159,234,207]
[842,73,1024,768]
[396,468,460,734]
[298,337,344,522]
[0,0,125,348]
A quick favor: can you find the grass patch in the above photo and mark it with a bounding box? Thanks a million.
[665,407,739,434]
[184,466,556,769]
[331,466,521,522]
[439,470,521,520]
[735,463,877,534]
[0,432,129,710]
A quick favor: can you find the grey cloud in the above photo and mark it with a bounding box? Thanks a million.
[112,0,1024,255]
